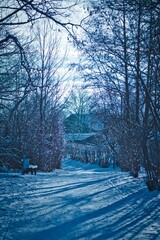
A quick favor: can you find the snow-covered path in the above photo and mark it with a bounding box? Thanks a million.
[0,159,160,240]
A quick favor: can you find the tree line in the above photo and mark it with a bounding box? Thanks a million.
[72,0,160,189]
[0,0,160,190]
[0,0,82,171]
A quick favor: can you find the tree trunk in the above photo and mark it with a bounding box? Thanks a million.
[135,0,141,124]
[122,0,130,123]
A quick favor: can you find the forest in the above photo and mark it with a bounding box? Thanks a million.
[0,0,160,191]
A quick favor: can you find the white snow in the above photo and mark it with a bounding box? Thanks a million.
[28,165,38,169]
[0,159,160,240]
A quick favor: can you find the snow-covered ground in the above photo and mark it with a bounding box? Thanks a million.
[0,159,160,240]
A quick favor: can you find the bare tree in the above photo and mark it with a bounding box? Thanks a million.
[73,0,160,183]
[0,1,83,171]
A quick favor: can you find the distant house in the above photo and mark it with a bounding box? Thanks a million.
[64,113,111,167]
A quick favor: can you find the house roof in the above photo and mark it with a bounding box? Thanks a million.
[65,133,96,142]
